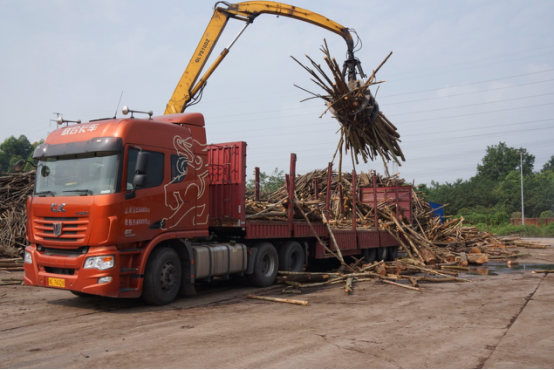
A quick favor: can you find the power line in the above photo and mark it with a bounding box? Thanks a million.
[383,44,554,78]
[200,67,554,108]
[200,76,554,121]
[385,50,554,83]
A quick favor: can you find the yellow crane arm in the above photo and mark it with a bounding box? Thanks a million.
[164,1,361,115]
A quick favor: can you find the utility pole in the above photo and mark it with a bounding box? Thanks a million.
[519,150,525,225]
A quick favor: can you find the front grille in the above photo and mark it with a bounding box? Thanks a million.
[43,246,89,256]
[34,216,89,243]
[44,267,75,275]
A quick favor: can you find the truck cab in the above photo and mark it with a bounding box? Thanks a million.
[24,113,212,302]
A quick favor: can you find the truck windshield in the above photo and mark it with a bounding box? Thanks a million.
[35,152,118,196]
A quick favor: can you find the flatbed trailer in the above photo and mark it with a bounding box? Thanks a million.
[207,141,412,261]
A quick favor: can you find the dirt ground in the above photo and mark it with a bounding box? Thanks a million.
[1,238,554,369]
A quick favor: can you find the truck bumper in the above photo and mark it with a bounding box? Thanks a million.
[24,244,123,298]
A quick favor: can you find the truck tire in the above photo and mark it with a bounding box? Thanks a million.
[386,246,399,261]
[376,247,388,262]
[142,247,182,306]
[248,242,278,287]
[363,248,377,263]
[278,241,305,272]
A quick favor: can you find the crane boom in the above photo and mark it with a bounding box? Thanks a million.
[164,1,362,115]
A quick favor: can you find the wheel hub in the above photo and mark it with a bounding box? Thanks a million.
[261,254,275,277]
[159,262,176,292]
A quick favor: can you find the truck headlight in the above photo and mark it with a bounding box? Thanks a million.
[84,256,115,270]
[24,251,32,264]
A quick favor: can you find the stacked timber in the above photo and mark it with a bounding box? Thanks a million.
[246,167,540,270]
[0,172,34,258]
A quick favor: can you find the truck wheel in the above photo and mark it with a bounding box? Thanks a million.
[249,242,278,287]
[363,248,377,263]
[376,247,388,262]
[386,246,399,261]
[278,241,305,272]
[142,247,182,305]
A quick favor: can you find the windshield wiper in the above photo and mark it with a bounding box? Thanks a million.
[35,190,56,197]
[63,189,93,195]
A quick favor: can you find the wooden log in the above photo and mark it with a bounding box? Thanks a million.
[488,253,531,260]
[247,294,309,306]
[344,277,353,294]
[420,246,437,265]
[380,279,421,292]
[441,266,468,272]
[459,252,469,267]
[521,244,548,249]
[278,271,341,276]
[416,276,461,283]
[467,253,489,265]
[409,265,472,282]
[276,274,331,284]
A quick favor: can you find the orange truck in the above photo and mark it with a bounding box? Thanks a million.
[22,2,409,305]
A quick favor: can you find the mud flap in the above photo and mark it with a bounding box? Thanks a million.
[246,248,258,275]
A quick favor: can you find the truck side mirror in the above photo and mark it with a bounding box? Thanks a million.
[135,151,149,175]
[14,159,26,172]
[126,151,149,200]
[133,174,147,187]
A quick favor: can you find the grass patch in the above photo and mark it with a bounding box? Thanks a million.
[475,223,554,237]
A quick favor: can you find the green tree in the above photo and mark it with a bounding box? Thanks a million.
[542,155,554,173]
[247,168,285,194]
[476,142,534,181]
[0,135,34,174]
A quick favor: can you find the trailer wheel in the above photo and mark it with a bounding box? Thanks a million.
[249,242,278,287]
[363,248,377,263]
[386,246,399,261]
[278,241,305,272]
[142,247,182,306]
[376,247,388,262]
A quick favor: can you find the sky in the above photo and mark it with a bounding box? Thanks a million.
[1,0,553,185]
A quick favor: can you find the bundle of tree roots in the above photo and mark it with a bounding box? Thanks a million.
[0,172,34,258]
[292,41,405,168]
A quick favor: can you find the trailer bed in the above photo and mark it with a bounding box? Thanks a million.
[207,141,409,258]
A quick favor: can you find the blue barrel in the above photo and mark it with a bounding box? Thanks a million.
[428,202,445,223]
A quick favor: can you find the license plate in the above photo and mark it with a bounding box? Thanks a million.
[48,277,66,288]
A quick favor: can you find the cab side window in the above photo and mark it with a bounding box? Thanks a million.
[126,149,165,190]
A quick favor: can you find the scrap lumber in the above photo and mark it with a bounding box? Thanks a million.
[247,294,309,306]
[292,41,404,169]
[0,172,34,258]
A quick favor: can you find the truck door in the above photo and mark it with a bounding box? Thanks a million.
[122,145,168,240]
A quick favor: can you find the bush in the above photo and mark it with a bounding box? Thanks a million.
[490,211,509,226]
[481,224,543,237]
[540,223,554,237]
[511,212,522,219]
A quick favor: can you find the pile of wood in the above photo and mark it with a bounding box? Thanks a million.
[0,172,34,258]
[246,169,406,228]
[277,260,472,295]
[0,258,24,273]
[497,237,549,249]
[292,41,405,168]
